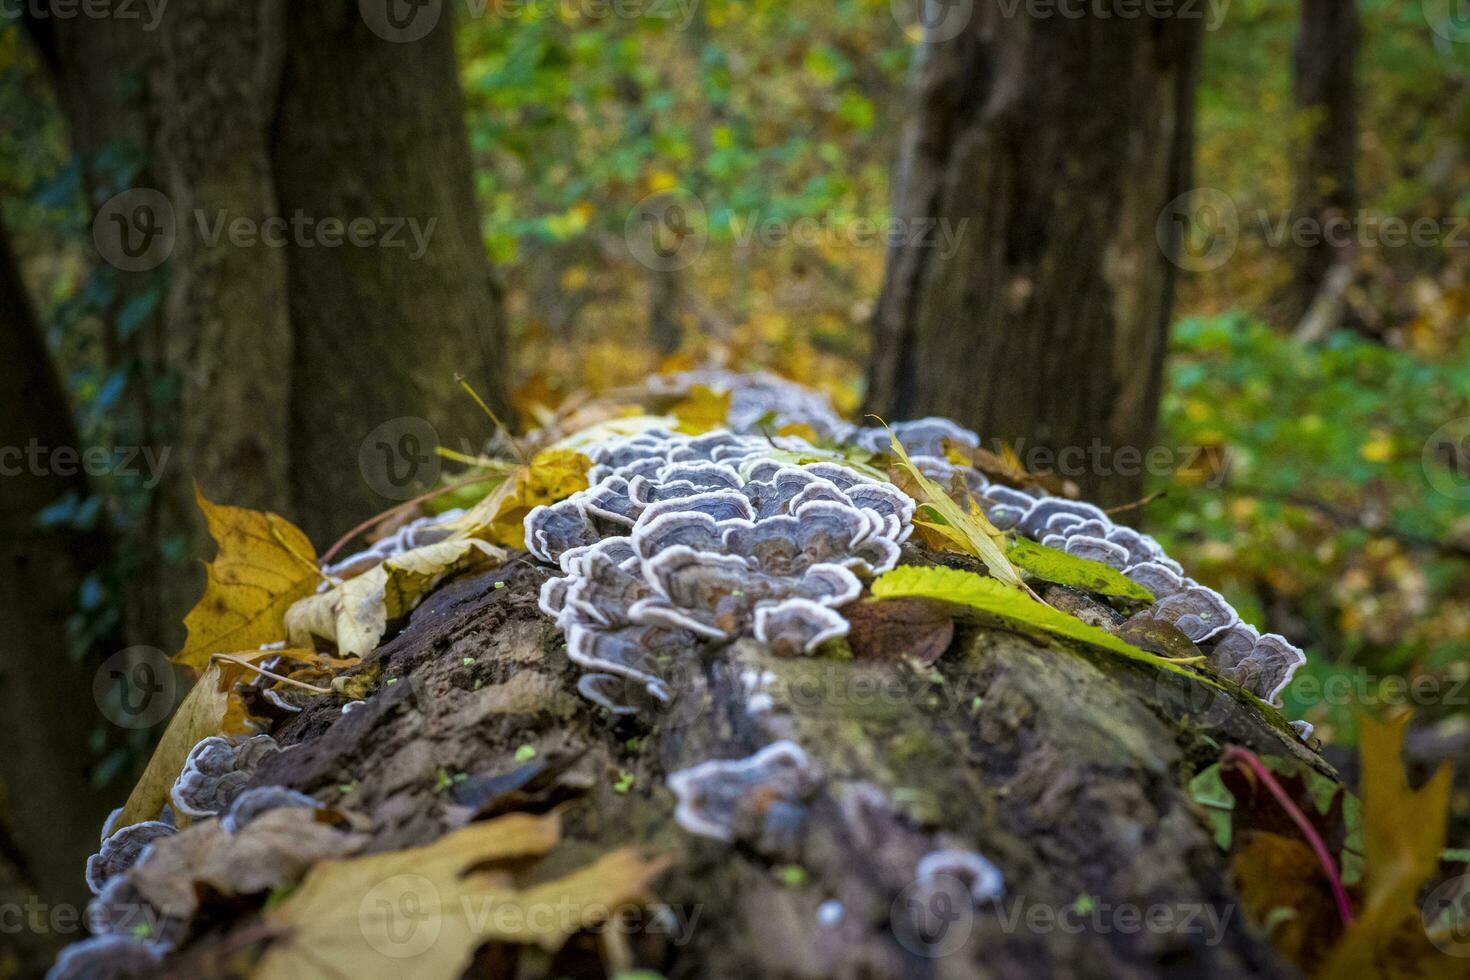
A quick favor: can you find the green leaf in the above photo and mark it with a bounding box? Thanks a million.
[868,565,1223,686]
[1006,537,1155,602]
[884,429,1025,589]
[1189,764,1235,850]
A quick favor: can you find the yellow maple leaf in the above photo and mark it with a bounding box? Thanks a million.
[255,811,672,978]
[176,487,321,672]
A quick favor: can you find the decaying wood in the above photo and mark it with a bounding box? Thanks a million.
[163,554,1327,979]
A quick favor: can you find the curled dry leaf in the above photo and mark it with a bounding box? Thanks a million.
[286,538,505,657]
[130,806,370,921]
[255,811,673,979]
[176,487,321,672]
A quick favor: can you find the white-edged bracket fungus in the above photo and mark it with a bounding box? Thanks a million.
[170,734,280,819]
[667,740,821,850]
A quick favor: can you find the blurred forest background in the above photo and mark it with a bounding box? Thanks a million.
[1,0,1469,933]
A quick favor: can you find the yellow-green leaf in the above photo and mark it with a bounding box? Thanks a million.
[669,384,731,434]
[869,565,1223,686]
[1006,537,1155,602]
[175,487,321,672]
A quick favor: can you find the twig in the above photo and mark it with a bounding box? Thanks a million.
[320,473,501,564]
[1104,490,1168,516]
[1223,745,1355,928]
[210,654,332,694]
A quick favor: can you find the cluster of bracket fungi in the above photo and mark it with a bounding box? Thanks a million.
[534,371,1306,723]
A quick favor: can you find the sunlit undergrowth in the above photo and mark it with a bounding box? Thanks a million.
[1151,315,1470,744]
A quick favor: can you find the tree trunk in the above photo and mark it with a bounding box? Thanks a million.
[157,560,1318,978]
[0,221,115,936]
[1288,0,1359,329]
[865,7,1202,505]
[272,0,512,545]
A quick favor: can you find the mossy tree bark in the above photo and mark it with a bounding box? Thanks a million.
[166,560,1324,979]
[864,6,1203,506]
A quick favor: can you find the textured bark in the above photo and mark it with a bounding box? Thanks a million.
[865,7,1202,505]
[156,559,1323,979]
[141,0,296,644]
[1288,0,1359,327]
[0,222,115,929]
[272,0,512,545]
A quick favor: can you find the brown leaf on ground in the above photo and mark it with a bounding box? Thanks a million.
[131,807,369,920]
[255,811,673,978]
[1231,830,1346,969]
[842,596,955,664]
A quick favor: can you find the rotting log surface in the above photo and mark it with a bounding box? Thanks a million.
[175,554,1330,979]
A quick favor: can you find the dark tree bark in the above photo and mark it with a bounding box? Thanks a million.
[272,0,512,545]
[865,7,1203,505]
[1288,0,1359,330]
[25,0,513,636]
[0,222,115,931]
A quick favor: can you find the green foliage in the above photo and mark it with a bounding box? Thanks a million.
[1152,314,1470,741]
